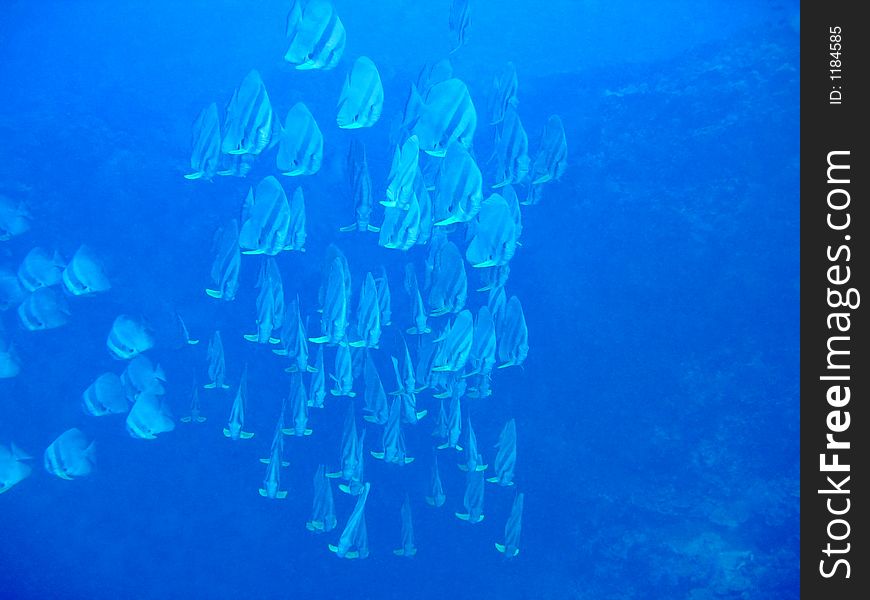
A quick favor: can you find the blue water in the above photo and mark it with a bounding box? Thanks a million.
[0,1,799,598]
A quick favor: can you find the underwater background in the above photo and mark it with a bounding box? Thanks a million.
[0,0,799,598]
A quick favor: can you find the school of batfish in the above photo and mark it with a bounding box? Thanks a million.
[1,0,568,560]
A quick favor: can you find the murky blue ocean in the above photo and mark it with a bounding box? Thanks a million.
[0,1,799,598]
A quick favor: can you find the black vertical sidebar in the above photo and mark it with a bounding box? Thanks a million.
[801,2,867,598]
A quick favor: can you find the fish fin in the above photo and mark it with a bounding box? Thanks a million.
[455,513,470,521]
[338,484,352,494]
[497,362,514,369]
[180,416,192,423]
[269,337,281,344]
[196,416,207,423]
[348,340,364,348]
[221,384,230,389]
[222,428,231,438]
[338,224,357,232]
[241,249,264,255]
[404,457,415,464]
[425,496,436,506]
[415,410,428,420]
[476,464,488,471]
[10,444,32,461]
[325,472,341,479]
[243,334,260,342]
[304,429,313,436]
[328,544,339,553]
[272,349,288,356]
[431,365,452,372]
[187,339,199,345]
[203,383,217,389]
[259,458,270,464]
[308,336,329,344]
[486,477,499,483]
[345,551,360,559]
[495,543,506,553]
[473,260,498,268]
[184,172,203,180]
[367,225,380,233]
[348,392,357,398]
[306,365,318,373]
[436,443,449,450]
[433,391,450,399]
[458,464,469,472]
[280,428,295,435]
[370,451,385,460]
[258,489,267,497]
[205,289,222,299]
[277,491,288,499]
[282,461,290,467]
[393,549,405,556]
[240,431,255,439]
[363,415,380,424]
